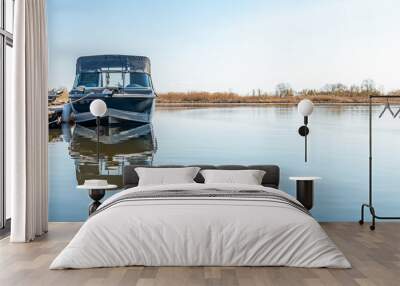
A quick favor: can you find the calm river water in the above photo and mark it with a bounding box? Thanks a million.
[48,105,400,222]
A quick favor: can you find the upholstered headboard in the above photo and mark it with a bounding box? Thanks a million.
[122,165,280,189]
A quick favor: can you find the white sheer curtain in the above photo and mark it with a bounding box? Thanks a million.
[8,0,48,242]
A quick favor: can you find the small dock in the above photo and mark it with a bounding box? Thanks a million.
[48,89,72,128]
[48,105,64,128]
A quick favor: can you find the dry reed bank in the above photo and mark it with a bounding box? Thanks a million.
[156,91,400,105]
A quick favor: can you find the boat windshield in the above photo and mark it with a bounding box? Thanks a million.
[102,71,123,88]
[76,72,100,88]
[124,72,151,89]
[75,71,151,89]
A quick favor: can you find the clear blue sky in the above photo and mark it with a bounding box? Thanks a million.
[47,0,400,94]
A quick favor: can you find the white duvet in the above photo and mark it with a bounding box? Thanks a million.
[50,183,351,269]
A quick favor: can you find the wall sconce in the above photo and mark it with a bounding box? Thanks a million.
[297,99,314,162]
[90,99,108,162]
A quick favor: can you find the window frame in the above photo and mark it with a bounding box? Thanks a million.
[0,0,13,233]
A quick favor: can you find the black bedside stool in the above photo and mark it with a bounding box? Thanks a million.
[289,177,321,210]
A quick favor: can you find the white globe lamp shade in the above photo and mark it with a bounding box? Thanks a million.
[298,99,314,116]
[90,99,107,117]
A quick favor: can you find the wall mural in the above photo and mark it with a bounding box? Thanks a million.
[48,0,400,222]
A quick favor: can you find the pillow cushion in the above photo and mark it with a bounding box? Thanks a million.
[200,169,266,185]
[135,167,201,186]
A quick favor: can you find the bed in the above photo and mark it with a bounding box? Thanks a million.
[50,165,350,269]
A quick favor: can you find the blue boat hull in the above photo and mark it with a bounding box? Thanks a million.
[70,94,155,125]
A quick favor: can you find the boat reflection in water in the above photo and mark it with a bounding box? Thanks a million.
[68,123,157,186]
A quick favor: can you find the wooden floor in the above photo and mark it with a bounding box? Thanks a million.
[0,222,399,286]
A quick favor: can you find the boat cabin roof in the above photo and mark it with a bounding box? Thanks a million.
[76,55,151,74]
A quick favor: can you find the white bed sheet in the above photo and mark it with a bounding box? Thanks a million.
[50,183,350,269]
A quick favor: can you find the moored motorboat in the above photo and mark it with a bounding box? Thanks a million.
[70,55,156,125]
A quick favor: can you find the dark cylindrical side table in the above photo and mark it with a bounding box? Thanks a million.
[289,177,321,210]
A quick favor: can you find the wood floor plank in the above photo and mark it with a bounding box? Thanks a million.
[0,222,399,286]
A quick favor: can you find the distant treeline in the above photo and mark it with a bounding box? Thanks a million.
[157,79,400,104]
